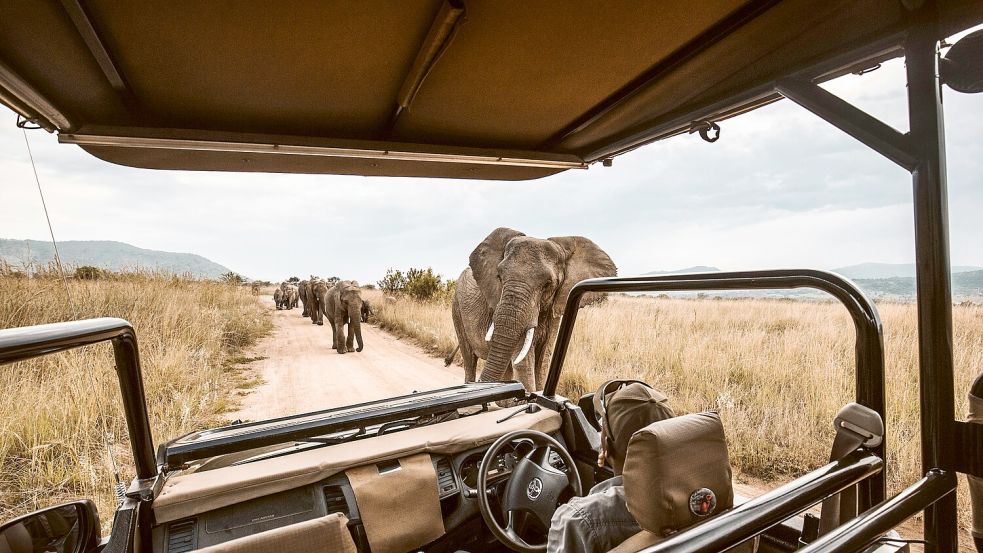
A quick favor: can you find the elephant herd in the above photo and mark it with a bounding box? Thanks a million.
[273,279,372,355]
[270,227,616,393]
[273,283,298,310]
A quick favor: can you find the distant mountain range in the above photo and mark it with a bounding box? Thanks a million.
[0,239,232,278]
[831,262,983,280]
[642,263,983,300]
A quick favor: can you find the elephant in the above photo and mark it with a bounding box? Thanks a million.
[450,227,616,392]
[360,299,373,323]
[308,279,328,325]
[286,285,299,309]
[273,288,284,310]
[326,280,365,354]
[299,280,310,317]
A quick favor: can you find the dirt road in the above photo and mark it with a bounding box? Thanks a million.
[232,297,461,421]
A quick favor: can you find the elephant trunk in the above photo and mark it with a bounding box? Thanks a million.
[480,285,537,383]
[349,304,364,352]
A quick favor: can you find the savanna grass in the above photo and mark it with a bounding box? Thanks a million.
[0,266,271,526]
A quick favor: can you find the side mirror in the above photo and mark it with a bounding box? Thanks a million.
[941,29,983,94]
[0,501,100,553]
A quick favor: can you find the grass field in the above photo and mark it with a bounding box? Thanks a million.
[372,291,982,537]
[0,268,271,525]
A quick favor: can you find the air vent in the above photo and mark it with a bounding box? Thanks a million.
[435,457,457,498]
[166,519,197,553]
[323,485,350,517]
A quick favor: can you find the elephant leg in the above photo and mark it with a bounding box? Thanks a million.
[533,321,562,392]
[460,342,477,382]
[329,319,339,349]
[512,360,535,393]
[345,322,355,352]
[334,319,346,354]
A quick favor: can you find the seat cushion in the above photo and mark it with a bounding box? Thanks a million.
[622,412,733,536]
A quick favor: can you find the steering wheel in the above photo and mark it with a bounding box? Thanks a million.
[477,430,583,553]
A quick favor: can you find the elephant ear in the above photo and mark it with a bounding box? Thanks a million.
[469,227,526,311]
[547,235,617,318]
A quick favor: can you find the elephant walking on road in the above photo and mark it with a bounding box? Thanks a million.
[273,288,284,310]
[450,227,616,392]
[286,285,299,309]
[299,280,311,317]
[360,299,373,323]
[326,280,364,354]
[308,279,328,325]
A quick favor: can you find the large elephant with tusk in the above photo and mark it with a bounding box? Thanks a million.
[450,227,616,392]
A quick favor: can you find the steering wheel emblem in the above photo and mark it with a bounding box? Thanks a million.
[526,477,543,500]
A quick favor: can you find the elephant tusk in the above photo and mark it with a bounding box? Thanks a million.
[513,327,535,365]
[485,323,495,342]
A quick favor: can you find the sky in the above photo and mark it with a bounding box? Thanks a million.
[2,41,982,284]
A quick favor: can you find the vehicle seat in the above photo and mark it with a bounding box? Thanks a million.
[194,513,356,553]
[609,412,756,552]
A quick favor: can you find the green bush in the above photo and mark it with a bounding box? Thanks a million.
[74,266,104,280]
[378,268,406,296]
[405,268,442,301]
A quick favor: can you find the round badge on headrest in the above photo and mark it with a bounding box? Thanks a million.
[689,488,717,517]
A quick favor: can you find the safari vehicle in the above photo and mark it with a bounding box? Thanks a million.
[1,1,982,552]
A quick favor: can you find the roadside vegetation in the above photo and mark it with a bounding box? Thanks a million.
[371,292,983,534]
[0,263,271,525]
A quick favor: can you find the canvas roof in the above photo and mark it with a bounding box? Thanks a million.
[1,1,979,179]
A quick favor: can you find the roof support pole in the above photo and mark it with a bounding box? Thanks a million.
[59,0,133,104]
[905,8,957,553]
[775,78,918,171]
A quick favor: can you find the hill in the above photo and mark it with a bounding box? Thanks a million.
[0,239,232,278]
[832,262,983,280]
[638,264,983,300]
[853,270,983,299]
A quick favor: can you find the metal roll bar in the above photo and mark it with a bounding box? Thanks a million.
[543,268,886,508]
[0,318,156,480]
[797,469,956,553]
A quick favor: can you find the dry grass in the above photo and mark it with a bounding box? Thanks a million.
[372,292,983,537]
[366,290,456,356]
[0,269,271,525]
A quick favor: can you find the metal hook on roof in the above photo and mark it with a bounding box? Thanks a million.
[853,63,882,76]
[689,120,720,143]
[15,114,42,130]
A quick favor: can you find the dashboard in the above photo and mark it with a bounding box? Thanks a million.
[154,434,570,552]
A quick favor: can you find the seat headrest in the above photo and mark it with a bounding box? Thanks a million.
[622,412,733,536]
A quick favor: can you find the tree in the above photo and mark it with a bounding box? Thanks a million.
[287,276,300,283]
[74,266,104,280]
[220,272,245,285]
